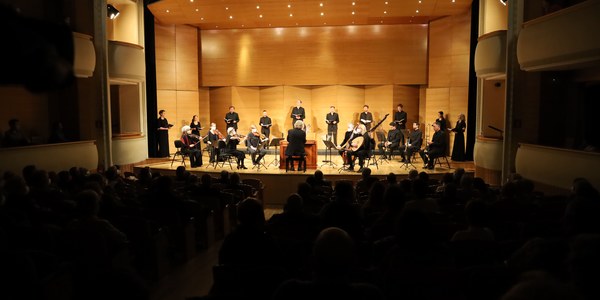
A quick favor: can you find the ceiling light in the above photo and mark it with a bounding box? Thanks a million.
[416,9,419,13]
[256,5,260,9]
[195,8,198,12]
[290,13,293,17]
[229,15,233,19]
[225,7,229,10]
[190,0,193,2]
[385,1,388,4]
[352,2,356,5]
[201,17,204,20]
[320,3,323,6]
[352,11,355,15]
[107,4,119,19]
[320,12,324,16]
[288,4,291,8]
[166,9,169,13]
[500,0,507,5]
[384,11,387,14]
[259,14,263,18]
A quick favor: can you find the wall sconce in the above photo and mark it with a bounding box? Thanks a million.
[107,4,120,19]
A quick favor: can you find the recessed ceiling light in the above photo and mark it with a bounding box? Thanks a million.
[289,13,293,17]
[352,11,355,15]
[419,0,421,3]
[324,22,327,25]
[166,9,169,13]
[195,8,198,12]
[320,12,324,16]
[259,14,263,18]
[385,1,388,4]
[384,11,387,14]
[352,21,355,24]
[256,5,260,9]
[380,20,383,23]
[416,9,419,13]
[229,15,233,19]
[296,23,298,25]
[288,4,291,8]
[352,2,356,5]
[190,0,193,2]
[320,3,323,6]
[242,24,245,27]
[225,7,229,10]
[269,23,271,26]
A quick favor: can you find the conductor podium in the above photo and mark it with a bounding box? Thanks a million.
[279,140,317,170]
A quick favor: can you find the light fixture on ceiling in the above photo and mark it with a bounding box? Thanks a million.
[500,0,507,5]
[107,4,119,19]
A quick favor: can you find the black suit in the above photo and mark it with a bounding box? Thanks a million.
[420,130,446,168]
[377,128,402,157]
[400,129,422,162]
[259,116,272,139]
[360,112,373,131]
[225,112,240,130]
[394,111,408,129]
[285,128,306,170]
[325,112,339,145]
[291,107,305,126]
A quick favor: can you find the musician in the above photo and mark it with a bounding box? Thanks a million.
[359,105,373,131]
[436,111,447,131]
[378,122,402,159]
[225,106,240,130]
[247,125,268,165]
[206,123,224,163]
[181,125,202,167]
[419,122,446,169]
[259,110,272,140]
[325,105,340,145]
[226,127,247,169]
[346,124,370,172]
[394,104,408,129]
[336,123,355,159]
[156,110,172,158]
[285,120,307,171]
[449,113,466,161]
[400,122,423,163]
[190,115,202,136]
[290,100,305,127]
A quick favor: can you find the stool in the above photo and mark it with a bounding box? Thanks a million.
[286,155,306,172]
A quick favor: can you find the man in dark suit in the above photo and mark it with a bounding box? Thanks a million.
[400,122,423,163]
[259,110,272,139]
[394,104,408,130]
[291,100,305,127]
[286,120,307,171]
[225,106,240,130]
[378,122,402,159]
[419,122,446,169]
[359,105,373,131]
[325,105,340,145]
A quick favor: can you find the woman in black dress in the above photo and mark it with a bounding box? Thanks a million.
[450,113,466,161]
[190,115,202,136]
[157,110,171,157]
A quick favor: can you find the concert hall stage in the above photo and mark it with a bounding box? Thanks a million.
[135,151,474,207]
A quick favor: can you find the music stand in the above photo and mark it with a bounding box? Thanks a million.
[320,139,337,168]
[267,137,284,167]
[399,147,417,170]
[375,131,390,164]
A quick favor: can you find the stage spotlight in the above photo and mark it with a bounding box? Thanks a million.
[107,4,120,19]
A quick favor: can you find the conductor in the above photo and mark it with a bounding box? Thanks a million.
[285,120,307,171]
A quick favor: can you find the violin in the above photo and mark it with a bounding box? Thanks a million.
[214,129,225,140]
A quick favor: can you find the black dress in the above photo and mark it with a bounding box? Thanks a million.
[157,117,170,157]
[190,121,201,136]
[451,120,466,161]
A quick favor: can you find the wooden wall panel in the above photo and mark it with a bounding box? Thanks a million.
[393,85,421,127]
[209,87,232,132]
[232,87,260,134]
[337,85,366,129]
[176,90,200,130]
[198,87,211,131]
[201,24,428,86]
[156,59,176,90]
[429,17,453,58]
[259,86,285,138]
[176,61,199,91]
[425,87,450,127]
[365,85,394,128]
[429,56,452,88]
[154,24,175,61]
[451,54,470,87]
[175,25,198,63]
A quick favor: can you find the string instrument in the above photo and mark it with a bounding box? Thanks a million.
[214,129,225,140]
[369,113,390,133]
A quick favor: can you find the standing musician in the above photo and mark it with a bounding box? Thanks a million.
[336,123,355,159]
[259,110,272,141]
[285,120,307,171]
[181,125,202,167]
[394,104,408,130]
[378,122,402,159]
[206,123,224,163]
[247,125,268,165]
[345,124,370,172]
[419,122,446,169]
[291,100,305,127]
[190,115,202,136]
[400,122,423,163]
[225,106,240,130]
[359,105,373,131]
[436,111,447,131]
[325,105,340,145]
[226,127,247,169]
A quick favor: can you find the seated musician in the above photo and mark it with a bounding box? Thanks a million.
[419,122,446,169]
[336,123,355,161]
[346,124,370,172]
[400,122,423,163]
[247,125,268,165]
[226,127,247,169]
[181,125,202,167]
[206,123,224,163]
[377,122,402,159]
[285,120,307,171]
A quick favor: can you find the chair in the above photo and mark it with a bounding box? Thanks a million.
[285,155,306,172]
[365,139,378,170]
[215,141,235,170]
[434,155,451,169]
[171,140,187,167]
